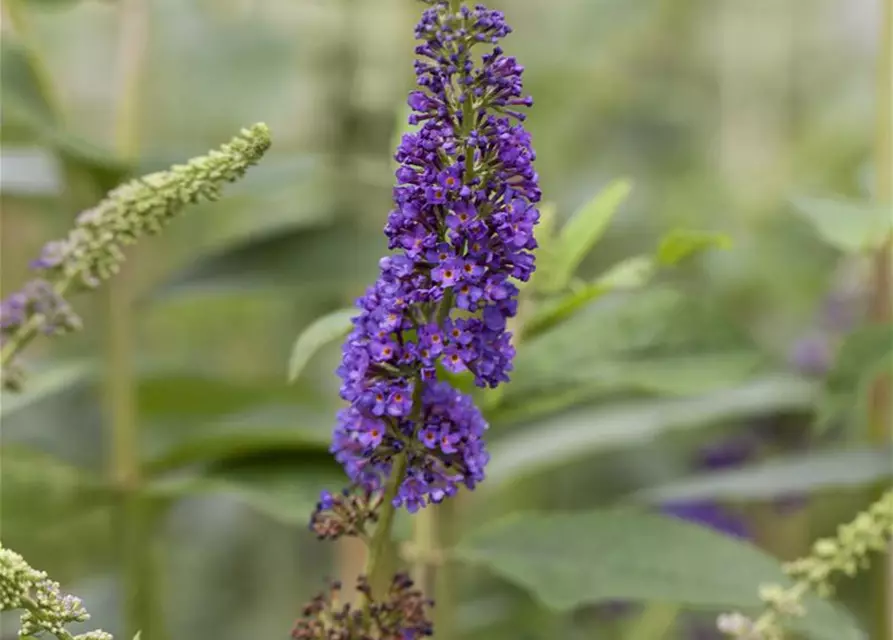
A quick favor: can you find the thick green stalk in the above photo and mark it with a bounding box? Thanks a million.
[107,1,157,638]
[870,0,892,636]
[364,452,408,600]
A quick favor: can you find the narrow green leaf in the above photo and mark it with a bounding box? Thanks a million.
[656,230,731,266]
[0,446,114,583]
[153,221,386,298]
[506,351,765,400]
[553,178,632,288]
[816,323,893,431]
[144,405,332,475]
[522,255,654,339]
[1,40,128,189]
[22,0,88,7]
[632,447,893,503]
[137,369,319,418]
[527,202,559,292]
[596,254,656,289]
[453,509,863,640]
[789,195,892,254]
[149,459,344,526]
[0,360,96,419]
[0,39,56,126]
[485,375,817,488]
[288,308,356,382]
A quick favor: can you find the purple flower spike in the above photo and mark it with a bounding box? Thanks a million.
[330,0,539,511]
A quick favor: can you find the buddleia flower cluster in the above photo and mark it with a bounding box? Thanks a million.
[291,574,433,640]
[302,1,538,637]
[0,545,112,640]
[320,0,539,519]
[718,489,893,639]
[0,123,272,390]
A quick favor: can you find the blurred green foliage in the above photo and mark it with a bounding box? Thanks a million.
[1,0,890,639]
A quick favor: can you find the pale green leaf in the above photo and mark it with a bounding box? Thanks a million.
[657,230,731,266]
[522,255,654,339]
[154,221,386,298]
[149,460,344,526]
[528,202,560,292]
[552,178,633,289]
[789,195,892,254]
[0,360,96,419]
[632,447,893,503]
[453,509,863,640]
[0,446,113,583]
[144,404,332,475]
[485,375,817,488]
[596,254,656,289]
[816,323,893,431]
[288,308,356,383]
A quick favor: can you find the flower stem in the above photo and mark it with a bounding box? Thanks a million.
[364,452,408,599]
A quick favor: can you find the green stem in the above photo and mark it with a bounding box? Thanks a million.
[870,0,892,636]
[364,452,408,599]
[108,1,154,638]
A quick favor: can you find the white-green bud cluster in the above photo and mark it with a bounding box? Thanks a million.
[0,545,112,640]
[718,489,893,639]
[32,123,272,291]
[1,123,272,390]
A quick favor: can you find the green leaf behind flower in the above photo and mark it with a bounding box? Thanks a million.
[657,229,731,266]
[485,375,816,488]
[631,447,893,503]
[288,308,356,383]
[453,509,863,639]
[540,178,632,292]
[789,195,892,254]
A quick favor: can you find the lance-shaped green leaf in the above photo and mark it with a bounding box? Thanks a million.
[288,308,356,383]
[631,447,893,504]
[1,39,127,189]
[1,446,114,584]
[816,323,893,431]
[657,230,732,266]
[485,375,817,488]
[789,195,892,254]
[543,178,632,292]
[453,509,863,640]
[0,359,96,419]
[149,458,344,527]
[522,254,654,339]
[144,404,332,476]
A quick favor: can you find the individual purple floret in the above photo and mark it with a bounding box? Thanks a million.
[328,1,539,511]
[660,435,755,540]
[788,332,833,377]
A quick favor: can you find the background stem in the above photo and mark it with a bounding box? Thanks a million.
[870,0,892,637]
[108,1,157,638]
[432,498,458,640]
